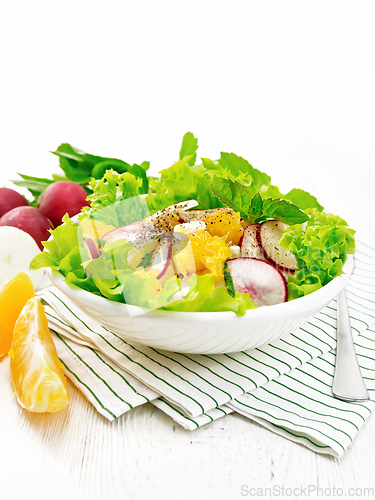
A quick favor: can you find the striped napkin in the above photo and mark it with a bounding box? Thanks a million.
[37,240,375,457]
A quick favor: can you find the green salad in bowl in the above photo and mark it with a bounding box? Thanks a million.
[30,133,355,317]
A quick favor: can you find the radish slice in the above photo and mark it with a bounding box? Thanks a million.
[226,257,287,306]
[155,236,173,280]
[257,220,298,273]
[0,226,44,289]
[83,237,101,259]
[102,221,156,246]
[240,224,264,260]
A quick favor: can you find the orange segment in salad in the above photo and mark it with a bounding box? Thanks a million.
[188,230,231,282]
[202,208,243,245]
[180,207,243,245]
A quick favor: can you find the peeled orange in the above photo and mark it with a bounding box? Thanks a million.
[0,271,35,358]
[202,208,243,245]
[180,208,243,245]
[189,230,232,281]
[9,297,70,413]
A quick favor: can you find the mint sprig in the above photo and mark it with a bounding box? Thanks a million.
[211,177,309,225]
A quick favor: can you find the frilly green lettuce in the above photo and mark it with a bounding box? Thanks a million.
[30,215,256,314]
[279,208,355,299]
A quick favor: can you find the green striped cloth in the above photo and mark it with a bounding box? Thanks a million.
[37,240,375,457]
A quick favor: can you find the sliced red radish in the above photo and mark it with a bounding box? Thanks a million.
[155,236,173,280]
[257,220,298,273]
[240,224,264,260]
[226,257,287,306]
[102,221,155,246]
[83,237,101,259]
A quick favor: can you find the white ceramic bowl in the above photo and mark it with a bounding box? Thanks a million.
[46,254,353,354]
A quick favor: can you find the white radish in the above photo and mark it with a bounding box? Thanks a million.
[240,224,264,260]
[0,226,44,289]
[257,220,298,273]
[226,257,287,306]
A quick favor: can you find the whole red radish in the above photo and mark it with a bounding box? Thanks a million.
[0,206,54,250]
[0,187,28,218]
[38,181,90,228]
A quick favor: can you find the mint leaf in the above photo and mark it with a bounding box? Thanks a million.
[248,192,263,218]
[211,176,308,225]
[211,177,252,218]
[255,198,309,225]
[179,132,198,166]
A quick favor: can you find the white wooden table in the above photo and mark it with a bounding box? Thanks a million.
[1,2,375,498]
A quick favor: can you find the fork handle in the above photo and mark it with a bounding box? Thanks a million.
[332,288,369,402]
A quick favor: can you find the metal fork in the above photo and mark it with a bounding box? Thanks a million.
[332,288,369,402]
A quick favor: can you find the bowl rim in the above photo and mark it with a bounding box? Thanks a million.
[45,253,354,323]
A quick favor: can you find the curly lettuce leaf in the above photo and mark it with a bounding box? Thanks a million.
[80,169,148,227]
[218,152,271,190]
[283,188,324,212]
[30,133,352,312]
[146,158,223,212]
[162,273,256,315]
[279,208,355,299]
[179,132,198,166]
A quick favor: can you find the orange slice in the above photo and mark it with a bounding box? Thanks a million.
[189,230,232,281]
[9,297,70,412]
[202,208,243,245]
[0,271,35,358]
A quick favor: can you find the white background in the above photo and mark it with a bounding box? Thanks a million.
[1,2,375,499]
[1,1,375,240]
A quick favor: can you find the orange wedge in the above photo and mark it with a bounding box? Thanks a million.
[189,230,232,281]
[0,271,35,358]
[9,297,70,412]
